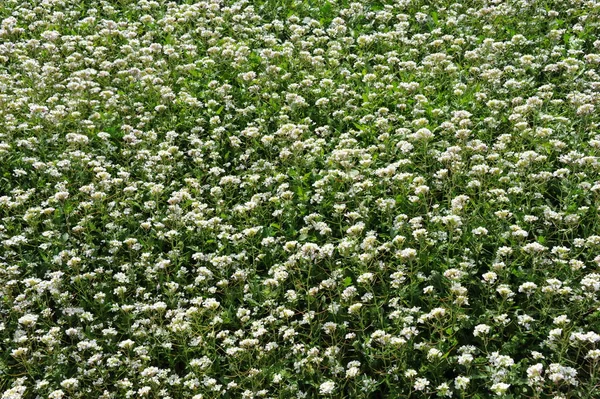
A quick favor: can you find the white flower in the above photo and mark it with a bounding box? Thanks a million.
[473,324,491,337]
[423,285,435,294]
[457,353,473,366]
[413,128,434,140]
[319,381,335,395]
[489,352,514,368]
[436,382,452,397]
[203,298,220,310]
[455,376,470,390]
[17,313,38,327]
[472,227,488,236]
[577,104,594,115]
[2,385,27,399]
[60,378,79,390]
[54,191,69,201]
[404,369,418,378]
[496,284,514,299]
[10,347,28,358]
[48,390,65,399]
[527,363,544,385]
[490,382,510,396]
[553,315,570,325]
[522,242,547,254]
[427,348,443,361]
[348,303,363,314]
[518,282,538,296]
[357,272,374,284]
[547,364,578,386]
[517,314,535,330]
[346,366,360,378]
[586,349,600,360]
[414,377,430,391]
[482,271,497,284]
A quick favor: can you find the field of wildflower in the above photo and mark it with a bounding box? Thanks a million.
[1,0,600,398]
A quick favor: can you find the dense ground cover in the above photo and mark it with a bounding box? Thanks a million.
[1,0,600,397]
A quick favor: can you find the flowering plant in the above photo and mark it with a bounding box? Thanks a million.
[1,0,600,398]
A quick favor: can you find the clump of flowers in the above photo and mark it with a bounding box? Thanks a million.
[1,0,599,398]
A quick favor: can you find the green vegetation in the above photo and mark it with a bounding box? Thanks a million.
[1,0,600,398]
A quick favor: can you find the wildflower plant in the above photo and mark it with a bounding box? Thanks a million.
[1,0,600,398]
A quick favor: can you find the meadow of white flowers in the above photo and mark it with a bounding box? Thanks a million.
[1,0,600,397]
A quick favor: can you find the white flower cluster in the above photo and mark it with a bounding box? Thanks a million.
[1,0,600,398]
